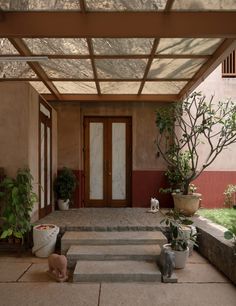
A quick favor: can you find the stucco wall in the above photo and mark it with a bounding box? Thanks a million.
[0,82,29,177]
[0,82,57,221]
[195,65,236,171]
[54,101,167,171]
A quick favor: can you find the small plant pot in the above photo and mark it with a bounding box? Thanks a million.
[58,199,70,210]
[163,243,189,269]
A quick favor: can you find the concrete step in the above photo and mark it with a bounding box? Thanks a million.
[73,260,162,282]
[67,244,161,268]
[61,231,167,254]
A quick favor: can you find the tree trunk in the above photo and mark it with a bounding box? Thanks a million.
[183,181,190,195]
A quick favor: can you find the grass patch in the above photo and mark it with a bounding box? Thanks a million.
[198,208,236,229]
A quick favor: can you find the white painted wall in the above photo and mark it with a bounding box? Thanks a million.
[194,65,236,171]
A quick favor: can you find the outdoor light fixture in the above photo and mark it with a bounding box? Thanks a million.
[0,56,49,62]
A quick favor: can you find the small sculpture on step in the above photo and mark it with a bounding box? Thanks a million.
[47,253,68,282]
[160,248,175,278]
[147,197,159,213]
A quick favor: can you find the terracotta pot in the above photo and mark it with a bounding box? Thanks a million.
[172,193,202,216]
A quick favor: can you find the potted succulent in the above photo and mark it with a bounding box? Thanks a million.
[161,210,197,268]
[54,167,77,210]
[0,168,37,245]
[156,92,236,216]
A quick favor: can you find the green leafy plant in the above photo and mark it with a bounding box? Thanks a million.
[161,210,197,251]
[156,92,236,195]
[54,167,77,201]
[224,225,236,254]
[223,184,236,208]
[0,168,37,241]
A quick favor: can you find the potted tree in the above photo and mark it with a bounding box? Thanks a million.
[160,210,197,268]
[156,92,236,216]
[54,167,77,210]
[0,168,37,247]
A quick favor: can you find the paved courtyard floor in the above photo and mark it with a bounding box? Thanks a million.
[0,250,235,306]
[1,208,235,305]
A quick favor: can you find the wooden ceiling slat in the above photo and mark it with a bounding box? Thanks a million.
[1,12,236,38]
[87,38,101,94]
[138,39,160,95]
[8,38,61,100]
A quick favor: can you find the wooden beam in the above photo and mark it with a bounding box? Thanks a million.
[87,38,101,94]
[138,39,160,94]
[164,0,175,12]
[79,0,86,13]
[178,39,236,99]
[0,54,209,60]
[42,94,178,102]
[1,12,236,38]
[8,38,61,100]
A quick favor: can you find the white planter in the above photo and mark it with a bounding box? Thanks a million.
[32,224,59,258]
[163,243,189,269]
[58,199,69,210]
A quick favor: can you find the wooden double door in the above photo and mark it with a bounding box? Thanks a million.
[84,117,132,207]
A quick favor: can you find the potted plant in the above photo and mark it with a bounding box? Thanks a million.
[54,167,77,210]
[156,92,236,216]
[160,210,197,268]
[223,184,236,209]
[0,168,37,245]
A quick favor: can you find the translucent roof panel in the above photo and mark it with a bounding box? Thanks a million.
[156,38,223,55]
[30,81,51,94]
[40,59,93,79]
[24,38,89,55]
[148,58,206,79]
[53,81,97,94]
[100,82,141,94]
[172,0,236,11]
[0,62,37,78]
[93,38,154,55]
[142,81,187,94]
[0,38,19,54]
[96,59,147,79]
[86,0,167,11]
[0,0,80,11]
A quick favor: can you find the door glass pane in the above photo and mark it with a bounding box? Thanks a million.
[47,126,51,206]
[89,123,104,200]
[112,123,126,200]
[40,123,45,208]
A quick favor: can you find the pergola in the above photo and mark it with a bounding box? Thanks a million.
[0,0,236,103]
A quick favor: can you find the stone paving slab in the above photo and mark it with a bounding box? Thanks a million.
[175,262,229,283]
[73,260,163,282]
[0,262,31,282]
[35,208,164,231]
[99,283,236,306]
[18,263,51,282]
[0,283,100,306]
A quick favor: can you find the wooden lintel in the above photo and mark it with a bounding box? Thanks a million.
[1,12,236,38]
[42,94,178,102]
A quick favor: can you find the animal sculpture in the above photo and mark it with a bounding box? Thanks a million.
[148,197,160,213]
[47,253,68,282]
[160,248,175,278]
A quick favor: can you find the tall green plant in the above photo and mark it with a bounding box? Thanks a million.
[156,92,236,195]
[0,168,37,240]
[54,167,77,201]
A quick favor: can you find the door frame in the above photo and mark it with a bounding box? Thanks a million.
[83,116,132,208]
[38,98,52,218]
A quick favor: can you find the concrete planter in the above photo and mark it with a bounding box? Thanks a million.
[58,199,70,210]
[172,193,202,216]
